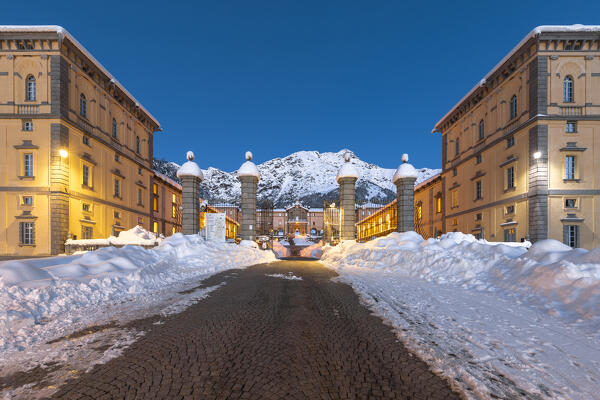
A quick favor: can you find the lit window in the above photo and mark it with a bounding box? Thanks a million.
[417,204,422,220]
[172,204,177,218]
[510,95,517,120]
[22,196,33,205]
[436,197,441,213]
[80,94,87,118]
[82,164,90,186]
[23,153,33,177]
[452,218,458,226]
[112,118,118,139]
[451,190,458,207]
[19,222,35,245]
[566,121,577,133]
[565,199,576,208]
[172,226,176,235]
[478,119,484,141]
[153,196,158,212]
[563,76,574,103]
[504,228,516,242]
[506,166,515,189]
[23,121,33,131]
[153,221,159,233]
[565,155,576,180]
[26,75,36,101]
[172,193,176,203]
[153,184,158,195]
[564,225,579,247]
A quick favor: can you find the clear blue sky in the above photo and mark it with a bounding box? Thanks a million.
[4,0,600,171]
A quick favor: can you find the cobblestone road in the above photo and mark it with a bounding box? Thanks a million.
[51,260,463,399]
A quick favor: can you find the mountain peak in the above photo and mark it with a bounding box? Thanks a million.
[154,150,440,208]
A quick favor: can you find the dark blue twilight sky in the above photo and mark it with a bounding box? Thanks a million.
[3,1,599,171]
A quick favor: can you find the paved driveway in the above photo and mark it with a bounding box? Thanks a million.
[52,260,462,399]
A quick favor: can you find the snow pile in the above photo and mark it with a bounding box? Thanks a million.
[0,234,276,353]
[323,232,599,326]
[65,225,161,247]
[299,242,323,259]
[176,151,204,179]
[265,273,302,281]
[237,151,260,179]
[272,241,290,258]
[321,232,600,399]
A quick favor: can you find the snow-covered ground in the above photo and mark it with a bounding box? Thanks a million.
[321,232,600,399]
[0,234,275,355]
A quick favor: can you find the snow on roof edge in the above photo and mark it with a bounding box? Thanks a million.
[0,25,160,128]
[432,24,600,133]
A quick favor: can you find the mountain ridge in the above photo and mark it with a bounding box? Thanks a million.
[153,150,440,208]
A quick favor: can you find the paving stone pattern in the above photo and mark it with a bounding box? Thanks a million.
[52,260,463,400]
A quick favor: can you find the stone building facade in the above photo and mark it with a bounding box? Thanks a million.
[0,26,160,257]
[433,25,600,248]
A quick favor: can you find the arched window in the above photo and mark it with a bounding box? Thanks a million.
[26,75,36,101]
[478,119,484,141]
[112,118,118,139]
[80,94,87,118]
[136,136,140,153]
[563,76,574,103]
[510,95,517,120]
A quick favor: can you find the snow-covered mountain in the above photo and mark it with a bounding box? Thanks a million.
[154,150,440,208]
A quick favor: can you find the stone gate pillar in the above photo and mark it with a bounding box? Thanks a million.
[393,153,418,232]
[336,152,359,241]
[177,151,204,235]
[238,151,260,241]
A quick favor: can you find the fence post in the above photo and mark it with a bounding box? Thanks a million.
[238,151,260,241]
[337,152,359,241]
[393,154,418,233]
[177,151,204,235]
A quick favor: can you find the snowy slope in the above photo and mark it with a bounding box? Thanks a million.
[321,232,600,399]
[154,150,440,208]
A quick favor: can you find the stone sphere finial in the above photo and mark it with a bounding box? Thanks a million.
[401,153,409,163]
[186,151,195,161]
[245,151,253,161]
[344,152,351,162]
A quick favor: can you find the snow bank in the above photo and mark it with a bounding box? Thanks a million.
[65,225,161,247]
[0,234,275,353]
[272,241,290,258]
[322,232,599,327]
[322,232,600,399]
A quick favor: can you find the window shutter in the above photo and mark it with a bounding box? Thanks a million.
[575,226,580,248]
[563,225,568,246]
[19,222,23,244]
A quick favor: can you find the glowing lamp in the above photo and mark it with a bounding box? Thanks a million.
[533,151,542,159]
[59,149,68,158]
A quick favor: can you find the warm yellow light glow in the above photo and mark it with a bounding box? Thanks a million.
[533,151,542,159]
[59,149,68,158]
